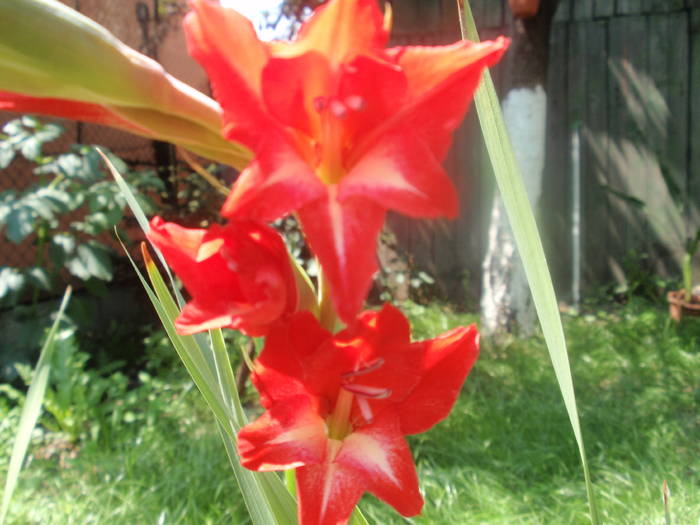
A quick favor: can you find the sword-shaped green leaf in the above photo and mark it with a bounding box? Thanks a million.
[0,287,72,525]
[110,161,297,524]
[458,2,600,522]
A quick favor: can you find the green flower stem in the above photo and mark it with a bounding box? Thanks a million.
[327,388,353,441]
[318,266,340,333]
[284,470,297,498]
[682,252,693,302]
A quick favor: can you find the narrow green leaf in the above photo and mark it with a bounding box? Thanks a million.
[120,241,298,524]
[458,2,600,522]
[216,403,298,525]
[210,329,246,429]
[0,287,71,525]
[119,241,233,438]
[98,149,183,305]
[109,151,299,524]
[97,150,149,234]
[216,422,280,525]
[349,508,371,525]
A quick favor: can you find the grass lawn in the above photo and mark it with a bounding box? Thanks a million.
[1,299,698,524]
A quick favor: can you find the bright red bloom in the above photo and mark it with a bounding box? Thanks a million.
[146,217,297,336]
[237,304,479,525]
[185,0,508,323]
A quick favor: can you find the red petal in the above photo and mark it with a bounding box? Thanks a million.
[335,55,407,146]
[220,134,326,222]
[347,304,411,352]
[397,325,480,435]
[304,305,422,414]
[296,450,365,525]
[390,38,508,102]
[0,91,146,134]
[291,0,388,65]
[238,394,327,472]
[344,306,422,416]
[146,217,296,336]
[257,306,419,415]
[296,412,422,525]
[297,191,385,323]
[253,312,332,409]
[184,0,273,148]
[262,52,331,138]
[384,38,509,161]
[341,125,458,219]
[338,412,423,517]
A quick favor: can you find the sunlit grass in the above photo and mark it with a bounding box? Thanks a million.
[2,299,698,524]
[1,380,248,524]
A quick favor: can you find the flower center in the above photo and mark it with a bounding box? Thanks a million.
[326,358,391,440]
[313,94,365,186]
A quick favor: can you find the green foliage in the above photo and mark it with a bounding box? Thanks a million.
[607,251,673,302]
[0,367,248,525]
[0,323,188,447]
[2,300,698,524]
[0,116,163,306]
[0,288,70,525]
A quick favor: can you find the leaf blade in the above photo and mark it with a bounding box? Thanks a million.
[0,287,72,525]
[458,2,600,522]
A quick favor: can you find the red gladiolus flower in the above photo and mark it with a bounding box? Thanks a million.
[185,0,508,323]
[237,304,479,525]
[146,217,297,336]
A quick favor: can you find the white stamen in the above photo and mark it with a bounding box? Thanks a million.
[329,99,348,119]
[345,95,365,112]
[341,358,385,379]
[357,397,374,423]
[342,383,392,399]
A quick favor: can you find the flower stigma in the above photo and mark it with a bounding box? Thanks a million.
[313,92,366,185]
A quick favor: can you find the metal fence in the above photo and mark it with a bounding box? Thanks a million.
[0,0,187,270]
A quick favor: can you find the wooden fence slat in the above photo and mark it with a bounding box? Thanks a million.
[543,22,572,296]
[391,1,699,299]
[482,0,504,28]
[644,0,685,12]
[689,9,700,277]
[644,13,688,275]
[394,0,442,36]
[607,15,650,282]
[554,0,571,22]
[469,0,485,31]
[665,11,689,250]
[581,20,610,288]
[617,0,645,14]
[453,115,481,302]
[594,0,614,18]
[574,0,594,21]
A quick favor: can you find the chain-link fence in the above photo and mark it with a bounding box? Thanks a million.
[0,0,196,270]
